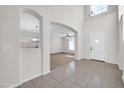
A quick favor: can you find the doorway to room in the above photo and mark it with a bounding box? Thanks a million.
[50,22,77,70]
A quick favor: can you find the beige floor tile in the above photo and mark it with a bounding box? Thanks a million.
[87,83,102,88]
[87,76,103,88]
[74,78,89,88]
[18,53,124,88]
[68,74,81,82]
[53,74,67,83]
[43,75,60,88]
[50,53,74,70]
[20,80,35,88]
[56,79,79,88]
[32,76,49,88]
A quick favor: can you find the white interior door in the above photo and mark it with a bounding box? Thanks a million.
[89,31,106,61]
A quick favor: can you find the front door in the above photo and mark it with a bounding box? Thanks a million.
[89,31,106,61]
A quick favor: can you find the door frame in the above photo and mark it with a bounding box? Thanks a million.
[88,31,107,62]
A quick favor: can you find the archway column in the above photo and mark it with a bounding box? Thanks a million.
[42,18,50,75]
[75,30,84,60]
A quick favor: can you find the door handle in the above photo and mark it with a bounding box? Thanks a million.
[90,47,93,51]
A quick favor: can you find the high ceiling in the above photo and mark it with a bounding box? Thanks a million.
[50,23,75,37]
[20,13,74,37]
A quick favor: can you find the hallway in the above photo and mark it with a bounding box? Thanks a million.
[18,59,124,88]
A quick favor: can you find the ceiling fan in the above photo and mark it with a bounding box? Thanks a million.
[60,32,74,38]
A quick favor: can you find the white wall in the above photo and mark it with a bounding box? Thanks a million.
[20,12,39,32]
[0,6,20,87]
[0,5,84,87]
[84,6,118,64]
[50,34,75,54]
[21,48,41,83]
[62,37,74,54]
[50,23,75,54]
[50,32,62,54]
[118,6,124,82]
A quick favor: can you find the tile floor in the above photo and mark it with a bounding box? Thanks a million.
[17,59,124,88]
[50,53,74,70]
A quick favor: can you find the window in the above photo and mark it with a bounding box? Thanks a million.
[90,5,108,16]
[69,37,75,50]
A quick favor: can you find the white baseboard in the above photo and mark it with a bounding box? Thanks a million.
[9,73,42,88]
[122,75,124,83]
[118,64,123,70]
[9,83,20,88]
[8,74,41,88]
[42,70,50,75]
[21,73,42,85]
[50,52,63,54]
[8,72,49,88]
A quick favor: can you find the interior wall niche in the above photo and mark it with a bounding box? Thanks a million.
[20,12,40,48]
[20,8,43,83]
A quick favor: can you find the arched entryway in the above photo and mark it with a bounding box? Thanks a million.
[20,8,43,83]
[50,22,78,70]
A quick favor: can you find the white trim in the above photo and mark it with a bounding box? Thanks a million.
[8,83,20,88]
[42,70,50,75]
[118,64,123,70]
[105,60,118,65]
[9,73,45,88]
[19,49,22,87]
[21,73,41,85]
[122,74,124,83]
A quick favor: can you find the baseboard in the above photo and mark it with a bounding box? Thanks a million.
[50,52,74,55]
[8,73,41,88]
[122,75,124,83]
[9,83,20,88]
[105,60,117,64]
[117,62,123,70]
[21,73,42,85]
[50,52,63,55]
[42,70,50,75]
[118,65,123,70]
[108,62,123,70]
[8,72,50,88]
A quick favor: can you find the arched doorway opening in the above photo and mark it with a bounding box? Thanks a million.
[20,8,43,83]
[50,22,78,70]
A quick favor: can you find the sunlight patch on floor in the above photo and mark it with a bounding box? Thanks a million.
[65,55,74,58]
